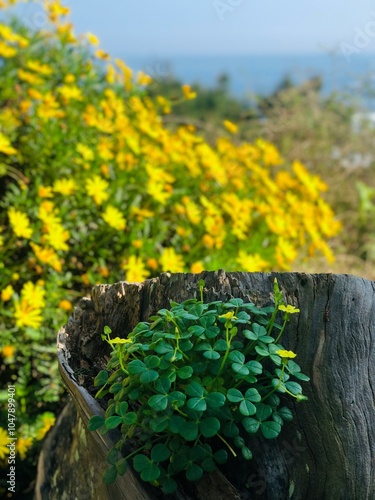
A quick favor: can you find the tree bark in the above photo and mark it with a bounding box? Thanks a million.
[35,271,375,500]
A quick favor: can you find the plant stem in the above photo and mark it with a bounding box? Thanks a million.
[217,433,237,457]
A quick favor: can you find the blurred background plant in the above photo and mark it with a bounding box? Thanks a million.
[0,0,363,497]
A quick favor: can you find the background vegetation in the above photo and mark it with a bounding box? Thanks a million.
[0,0,373,497]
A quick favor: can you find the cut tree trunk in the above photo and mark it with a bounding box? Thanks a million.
[35,271,375,500]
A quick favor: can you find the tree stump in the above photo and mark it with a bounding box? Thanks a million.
[35,271,375,499]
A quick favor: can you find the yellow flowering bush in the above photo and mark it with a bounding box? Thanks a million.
[0,0,340,482]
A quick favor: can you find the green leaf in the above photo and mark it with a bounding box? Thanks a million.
[116,401,129,417]
[223,421,239,437]
[241,446,253,460]
[205,392,226,408]
[203,350,220,360]
[186,463,203,481]
[109,382,122,394]
[162,477,177,494]
[201,457,216,472]
[232,363,249,375]
[128,359,147,375]
[151,443,171,463]
[255,345,269,357]
[88,415,105,431]
[94,370,109,387]
[229,298,243,307]
[104,326,112,335]
[105,416,123,430]
[169,415,185,434]
[154,377,172,393]
[205,326,220,339]
[213,339,228,351]
[144,355,161,369]
[177,366,193,379]
[233,436,245,448]
[150,415,169,433]
[229,350,245,364]
[285,381,303,395]
[140,369,159,383]
[242,417,260,434]
[186,381,205,398]
[199,314,216,327]
[246,360,263,375]
[294,372,310,382]
[243,329,258,340]
[256,403,273,421]
[107,448,118,465]
[213,449,228,464]
[141,462,161,482]
[261,421,281,439]
[116,458,128,475]
[148,394,168,411]
[187,397,206,412]
[227,388,243,403]
[179,421,199,441]
[245,388,261,402]
[123,412,137,425]
[239,400,256,416]
[278,406,293,422]
[154,342,174,355]
[200,417,220,438]
[103,466,117,484]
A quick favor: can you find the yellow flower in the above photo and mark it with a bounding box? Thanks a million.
[53,178,76,196]
[236,251,270,272]
[102,205,126,231]
[160,248,184,273]
[219,311,237,320]
[182,84,197,100]
[86,32,100,46]
[14,300,43,329]
[59,300,72,311]
[1,285,14,302]
[223,120,238,134]
[31,243,62,272]
[44,222,70,252]
[276,349,297,359]
[16,436,33,460]
[26,59,53,76]
[0,427,9,459]
[190,261,204,274]
[8,208,32,239]
[0,40,17,57]
[1,345,15,358]
[36,414,55,441]
[111,337,132,344]
[137,71,152,86]
[76,142,95,161]
[122,255,150,283]
[95,49,110,61]
[86,175,109,205]
[22,281,46,309]
[38,185,53,198]
[278,305,300,315]
[0,132,17,155]
[146,258,158,270]
[18,68,43,85]
[57,84,83,101]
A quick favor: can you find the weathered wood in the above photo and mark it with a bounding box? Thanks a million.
[35,271,375,499]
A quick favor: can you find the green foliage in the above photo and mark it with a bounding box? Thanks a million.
[89,279,309,493]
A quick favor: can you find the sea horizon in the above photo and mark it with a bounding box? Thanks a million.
[122,52,375,104]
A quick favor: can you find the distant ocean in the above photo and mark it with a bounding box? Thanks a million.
[124,53,375,103]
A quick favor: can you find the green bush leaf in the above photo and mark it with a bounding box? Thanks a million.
[187,397,206,412]
[177,366,193,379]
[144,355,161,369]
[200,417,220,438]
[94,370,108,387]
[203,350,220,360]
[116,401,129,417]
[128,359,147,375]
[154,377,172,393]
[186,463,203,481]
[213,449,228,464]
[228,350,245,364]
[256,403,273,421]
[162,477,177,494]
[103,466,117,485]
[242,417,260,434]
[179,421,199,441]
[223,421,240,437]
[239,400,256,416]
[201,457,216,472]
[255,345,269,357]
[151,443,171,462]
[186,381,205,398]
[107,447,118,465]
[245,360,263,374]
[123,412,137,425]
[227,388,243,403]
[285,381,303,395]
[205,392,226,408]
[150,415,169,433]
[189,325,205,336]
[245,388,261,402]
[241,446,253,460]
[261,421,281,439]
[87,415,105,431]
[105,416,123,430]
[278,406,293,422]
[140,369,159,384]
[116,458,128,475]
[148,394,169,411]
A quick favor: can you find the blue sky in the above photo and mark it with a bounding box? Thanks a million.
[8,0,375,56]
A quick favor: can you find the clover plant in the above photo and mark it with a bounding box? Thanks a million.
[88,279,309,494]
